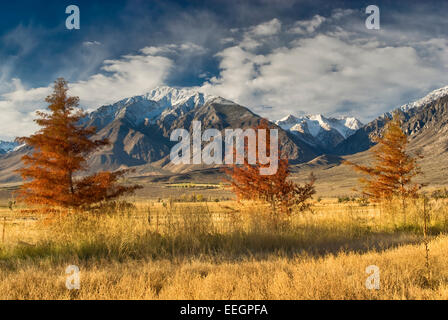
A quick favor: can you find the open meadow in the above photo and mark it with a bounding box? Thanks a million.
[0,191,447,300]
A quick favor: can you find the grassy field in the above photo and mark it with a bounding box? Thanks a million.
[0,197,447,299]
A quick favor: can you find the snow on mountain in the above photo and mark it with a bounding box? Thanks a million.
[374,85,448,122]
[275,86,448,147]
[275,114,363,139]
[0,141,19,154]
[400,86,448,112]
[84,86,217,129]
[144,86,214,110]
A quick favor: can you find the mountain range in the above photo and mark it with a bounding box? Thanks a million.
[0,85,448,185]
[275,114,362,151]
[335,85,448,155]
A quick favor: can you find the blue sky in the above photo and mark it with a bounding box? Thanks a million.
[1,0,448,139]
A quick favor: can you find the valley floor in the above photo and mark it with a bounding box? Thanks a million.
[0,198,447,300]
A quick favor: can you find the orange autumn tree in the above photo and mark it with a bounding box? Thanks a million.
[16,78,140,209]
[344,112,421,202]
[225,119,315,214]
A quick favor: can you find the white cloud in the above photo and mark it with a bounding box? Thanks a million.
[248,18,282,37]
[289,15,326,34]
[0,78,49,139]
[0,41,211,139]
[238,19,283,51]
[141,42,206,56]
[0,47,176,140]
[220,37,235,45]
[200,16,448,122]
[330,9,356,20]
[82,41,102,47]
[239,36,262,50]
[71,53,173,108]
[178,43,207,54]
[2,12,448,140]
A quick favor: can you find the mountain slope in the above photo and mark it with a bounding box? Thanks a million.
[400,86,448,112]
[84,95,320,174]
[0,88,321,182]
[335,86,448,155]
[83,87,216,131]
[159,99,320,171]
[79,87,218,173]
[2,85,447,186]
[0,141,20,155]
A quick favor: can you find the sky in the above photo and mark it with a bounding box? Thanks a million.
[1,0,448,140]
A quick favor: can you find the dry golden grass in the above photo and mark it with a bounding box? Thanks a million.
[0,198,447,300]
[1,237,447,300]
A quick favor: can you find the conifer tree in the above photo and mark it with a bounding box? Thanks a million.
[225,119,315,214]
[345,112,421,201]
[16,78,140,209]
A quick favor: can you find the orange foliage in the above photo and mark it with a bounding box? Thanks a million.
[224,119,315,214]
[15,78,141,209]
[344,112,421,201]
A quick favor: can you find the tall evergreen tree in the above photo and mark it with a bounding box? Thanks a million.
[16,78,140,208]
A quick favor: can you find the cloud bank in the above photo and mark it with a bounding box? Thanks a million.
[200,9,448,121]
[1,8,448,140]
[0,48,175,139]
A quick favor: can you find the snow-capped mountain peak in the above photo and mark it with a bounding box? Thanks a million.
[276,114,300,130]
[275,113,363,151]
[275,114,363,139]
[142,86,214,109]
[400,86,448,112]
[84,86,218,128]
